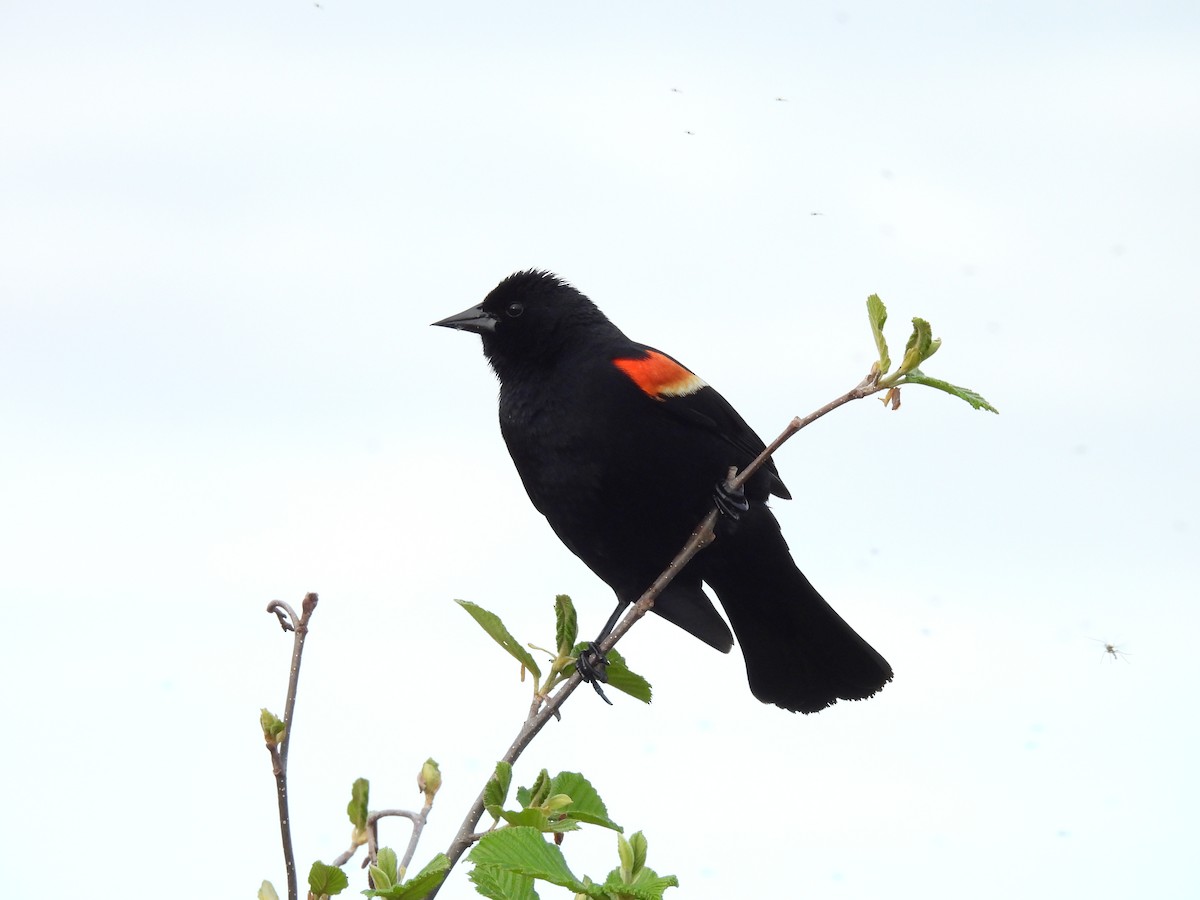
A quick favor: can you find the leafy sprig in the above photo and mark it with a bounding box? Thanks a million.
[458,595,651,704]
[866,294,998,413]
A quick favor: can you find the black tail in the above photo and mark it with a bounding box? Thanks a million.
[698,504,893,713]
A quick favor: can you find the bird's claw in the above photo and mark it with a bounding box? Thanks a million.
[576,642,610,683]
[576,643,613,705]
[713,479,749,526]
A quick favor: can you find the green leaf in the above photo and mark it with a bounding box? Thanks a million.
[468,829,601,896]
[400,854,451,899]
[629,832,647,877]
[260,708,286,746]
[369,865,394,891]
[866,294,891,374]
[375,848,399,888]
[498,807,580,833]
[554,595,578,657]
[495,771,617,834]
[547,772,621,832]
[258,881,280,900]
[603,832,675,899]
[901,370,999,413]
[570,645,652,704]
[600,866,679,900]
[605,649,652,704]
[469,865,541,900]
[524,769,551,809]
[618,834,634,882]
[457,600,541,679]
[348,778,370,830]
[898,317,941,375]
[485,762,513,820]
[307,861,349,897]
[363,854,449,899]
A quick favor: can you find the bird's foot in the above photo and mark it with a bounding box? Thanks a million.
[576,643,613,705]
[713,479,749,534]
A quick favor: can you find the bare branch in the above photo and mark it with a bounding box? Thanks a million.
[279,593,318,769]
[264,593,320,900]
[728,368,881,493]
[266,743,297,900]
[395,800,435,880]
[364,808,426,874]
[330,843,359,868]
[369,808,423,825]
[267,599,299,633]
[330,806,436,880]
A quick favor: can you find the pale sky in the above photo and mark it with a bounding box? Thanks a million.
[2,2,1198,898]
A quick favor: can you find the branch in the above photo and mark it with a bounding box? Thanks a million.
[267,592,318,769]
[264,592,319,900]
[267,744,295,896]
[388,801,435,880]
[326,811,424,873]
[363,807,429,872]
[370,808,423,825]
[426,369,888,896]
[606,370,887,651]
[330,844,360,869]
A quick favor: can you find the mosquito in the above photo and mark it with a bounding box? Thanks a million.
[1090,638,1130,662]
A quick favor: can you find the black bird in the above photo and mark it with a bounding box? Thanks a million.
[433,270,892,713]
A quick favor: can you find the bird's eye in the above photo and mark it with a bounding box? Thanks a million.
[506,302,525,318]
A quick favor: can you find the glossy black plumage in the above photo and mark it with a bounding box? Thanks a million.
[434,270,892,713]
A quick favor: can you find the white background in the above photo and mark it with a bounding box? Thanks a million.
[2,2,1197,897]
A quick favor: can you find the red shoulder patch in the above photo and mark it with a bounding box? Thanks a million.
[613,350,708,399]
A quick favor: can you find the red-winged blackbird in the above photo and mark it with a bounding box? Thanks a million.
[434,270,892,713]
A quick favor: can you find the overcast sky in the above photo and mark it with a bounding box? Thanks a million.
[2,2,1198,898]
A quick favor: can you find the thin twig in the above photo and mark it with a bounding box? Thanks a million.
[269,600,298,633]
[280,593,318,769]
[331,844,359,868]
[365,808,424,870]
[426,370,887,897]
[264,592,319,900]
[393,801,435,879]
[431,679,587,893]
[330,807,435,875]
[370,808,423,825]
[267,744,295,897]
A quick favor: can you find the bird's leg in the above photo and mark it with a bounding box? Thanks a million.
[712,478,749,536]
[576,601,626,705]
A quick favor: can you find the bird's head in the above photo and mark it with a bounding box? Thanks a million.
[432,270,622,376]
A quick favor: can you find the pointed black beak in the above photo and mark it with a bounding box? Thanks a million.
[431,304,497,334]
